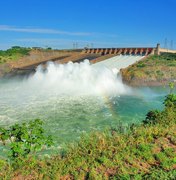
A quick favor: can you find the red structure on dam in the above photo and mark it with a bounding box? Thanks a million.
[83,47,155,56]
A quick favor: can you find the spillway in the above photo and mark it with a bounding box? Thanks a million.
[92,55,145,70]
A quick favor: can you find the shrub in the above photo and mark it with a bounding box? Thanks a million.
[164,94,176,108]
[0,119,53,165]
[137,63,146,68]
[143,110,161,124]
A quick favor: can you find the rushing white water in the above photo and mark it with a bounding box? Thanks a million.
[0,59,131,126]
[25,59,130,96]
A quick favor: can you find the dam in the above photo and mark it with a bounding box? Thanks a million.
[12,43,175,74]
[12,45,156,73]
[12,44,176,79]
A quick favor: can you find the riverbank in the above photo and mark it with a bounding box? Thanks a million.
[121,53,176,86]
[0,93,176,179]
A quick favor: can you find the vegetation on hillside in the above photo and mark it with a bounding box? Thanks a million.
[0,46,80,66]
[121,53,176,86]
[0,46,31,64]
[0,91,176,179]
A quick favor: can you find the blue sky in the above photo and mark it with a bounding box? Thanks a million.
[0,0,176,49]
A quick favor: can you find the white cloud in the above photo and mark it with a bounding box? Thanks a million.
[0,25,92,36]
[0,25,119,38]
[16,38,129,48]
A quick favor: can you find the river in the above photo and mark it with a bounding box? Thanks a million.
[0,60,169,155]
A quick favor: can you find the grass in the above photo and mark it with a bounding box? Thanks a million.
[0,47,30,64]
[0,94,176,179]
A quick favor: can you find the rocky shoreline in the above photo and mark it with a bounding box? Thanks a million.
[121,74,176,87]
[120,68,176,87]
[120,53,176,87]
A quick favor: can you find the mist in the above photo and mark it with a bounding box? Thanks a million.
[0,60,131,126]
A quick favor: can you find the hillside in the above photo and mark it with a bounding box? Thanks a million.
[121,53,176,86]
[0,47,78,77]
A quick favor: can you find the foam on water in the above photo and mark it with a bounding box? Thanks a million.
[0,60,130,126]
